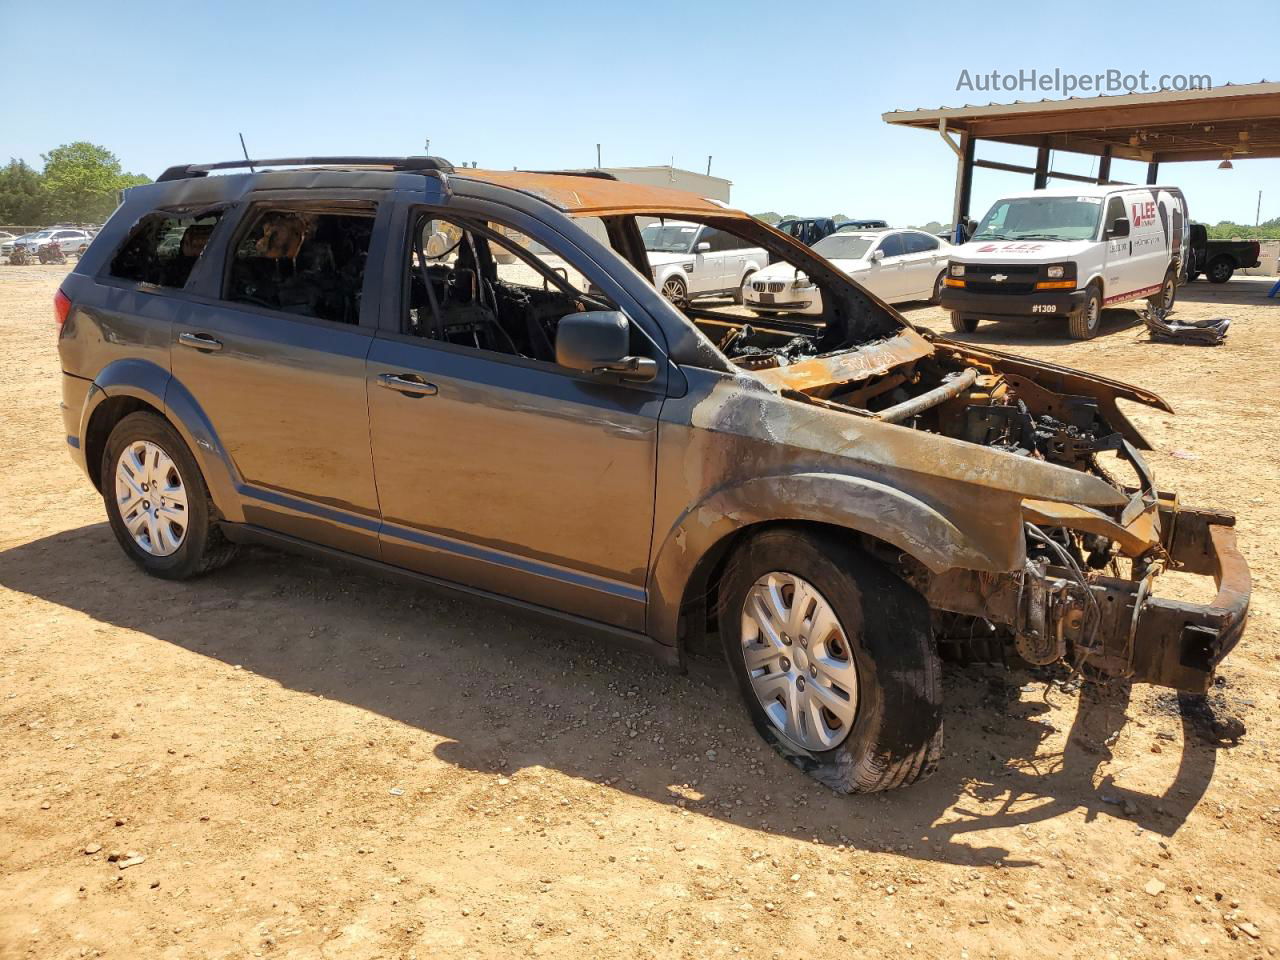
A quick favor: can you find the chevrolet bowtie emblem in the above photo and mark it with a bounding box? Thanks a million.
[991,273,1008,282]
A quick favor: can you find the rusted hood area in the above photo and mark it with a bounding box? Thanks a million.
[934,338,1174,414]
[752,329,934,393]
[455,170,744,219]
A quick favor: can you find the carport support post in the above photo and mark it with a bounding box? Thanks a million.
[1147,161,1160,185]
[952,131,974,244]
[1097,146,1112,185]
[1033,138,1050,190]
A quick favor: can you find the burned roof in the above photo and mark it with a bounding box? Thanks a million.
[454,169,743,218]
[153,156,746,220]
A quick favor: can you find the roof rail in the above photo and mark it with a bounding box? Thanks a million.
[521,169,620,181]
[155,156,455,182]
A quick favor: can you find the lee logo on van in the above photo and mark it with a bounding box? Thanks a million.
[1130,200,1157,228]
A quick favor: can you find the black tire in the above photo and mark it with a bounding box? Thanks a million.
[718,527,942,793]
[102,412,237,580]
[1207,257,1234,284]
[733,271,755,305]
[1148,269,1177,314]
[1068,282,1102,340]
[949,312,978,333]
[1185,270,1199,283]
[931,270,946,305]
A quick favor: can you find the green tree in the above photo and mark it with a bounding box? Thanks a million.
[40,141,150,225]
[0,159,50,225]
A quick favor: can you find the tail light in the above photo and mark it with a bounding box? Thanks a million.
[54,288,72,329]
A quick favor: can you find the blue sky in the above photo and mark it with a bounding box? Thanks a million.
[3,0,1278,226]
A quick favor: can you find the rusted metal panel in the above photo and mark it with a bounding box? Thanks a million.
[752,330,934,393]
[455,170,743,219]
[1021,498,1160,557]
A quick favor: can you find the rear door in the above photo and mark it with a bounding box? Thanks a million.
[174,197,386,557]
[899,231,944,300]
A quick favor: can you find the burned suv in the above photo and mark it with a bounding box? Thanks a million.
[57,156,1249,793]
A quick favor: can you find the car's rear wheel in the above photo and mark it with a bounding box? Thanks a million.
[1148,269,1177,314]
[931,270,946,305]
[1207,257,1234,284]
[1068,282,1102,339]
[102,412,237,579]
[718,527,942,793]
[660,275,688,308]
[949,312,978,333]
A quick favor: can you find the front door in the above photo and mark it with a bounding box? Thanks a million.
[366,205,664,631]
[174,200,384,557]
[1101,195,1137,301]
[867,231,909,301]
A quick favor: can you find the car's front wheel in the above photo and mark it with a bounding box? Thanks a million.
[718,527,942,793]
[949,312,978,333]
[102,412,237,579]
[1068,282,1102,339]
[660,274,688,308]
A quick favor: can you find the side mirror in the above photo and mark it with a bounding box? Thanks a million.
[694,241,711,253]
[870,249,885,263]
[556,311,657,382]
[1108,218,1130,239]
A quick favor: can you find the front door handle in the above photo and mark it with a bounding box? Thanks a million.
[378,373,438,397]
[178,332,222,352]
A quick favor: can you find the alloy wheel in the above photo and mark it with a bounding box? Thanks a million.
[115,439,189,557]
[740,571,858,751]
[661,277,687,307]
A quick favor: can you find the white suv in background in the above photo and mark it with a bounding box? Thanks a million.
[743,228,951,315]
[2,227,93,258]
[641,220,768,306]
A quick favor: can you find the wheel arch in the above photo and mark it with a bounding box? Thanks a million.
[650,472,1017,656]
[82,359,243,522]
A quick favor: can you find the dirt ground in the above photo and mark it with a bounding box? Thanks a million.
[2,262,1279,960]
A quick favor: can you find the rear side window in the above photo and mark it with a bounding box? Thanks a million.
[902,233,939,254]
[109,210,225,288]
[225,207,375,325]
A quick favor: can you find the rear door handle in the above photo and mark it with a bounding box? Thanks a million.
[378,373,438,396]
[178,332,222,352]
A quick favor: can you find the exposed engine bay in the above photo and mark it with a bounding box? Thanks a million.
[707,316,1248,694]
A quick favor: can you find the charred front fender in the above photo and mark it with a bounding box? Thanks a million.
[646,471,1030,649]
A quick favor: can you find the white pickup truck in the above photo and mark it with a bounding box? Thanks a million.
[641,220,769,307]
[941,185,1189,339]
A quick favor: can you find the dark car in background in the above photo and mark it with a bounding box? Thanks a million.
[774,217,888,246]
[1185,223,1261,283]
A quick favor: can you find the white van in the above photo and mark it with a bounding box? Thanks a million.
[641,220,769,307]
[941,185,1189,339]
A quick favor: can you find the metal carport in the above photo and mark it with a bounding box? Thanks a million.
[882,81,1280,241]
